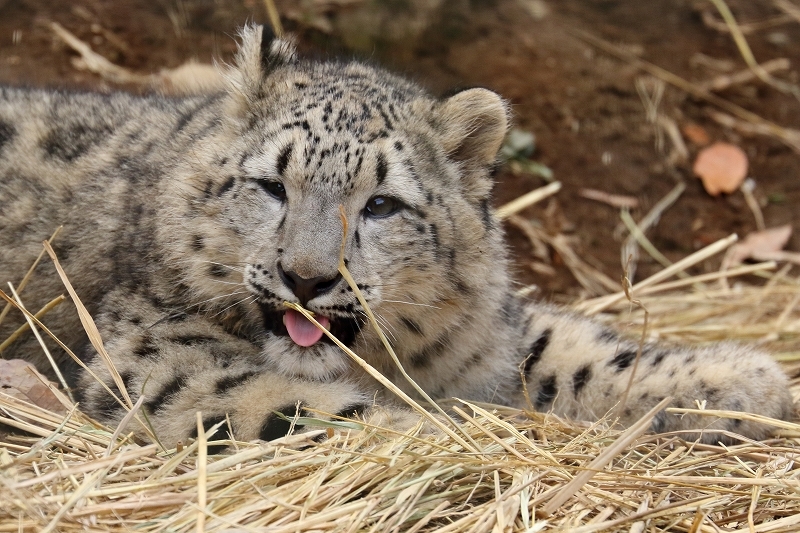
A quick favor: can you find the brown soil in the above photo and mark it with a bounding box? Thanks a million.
[1,0,798,301]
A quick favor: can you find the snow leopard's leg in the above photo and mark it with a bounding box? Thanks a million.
[75,291,375,449]
[516,303,795,443]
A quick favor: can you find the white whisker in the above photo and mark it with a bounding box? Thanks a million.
[206,279,246,286]
[211,295,258,318]
[360,310,398,345]
[204,261,245,273]
[187,290,249,310]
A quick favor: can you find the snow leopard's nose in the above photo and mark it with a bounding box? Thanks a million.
[277,262,342,306]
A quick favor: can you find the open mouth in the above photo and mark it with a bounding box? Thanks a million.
[259,303,361,348]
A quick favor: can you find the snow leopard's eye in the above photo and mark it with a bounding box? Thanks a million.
[259,180,287,201]
[364,196,401,218]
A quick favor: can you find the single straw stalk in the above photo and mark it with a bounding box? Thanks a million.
[42,241,132,408]
[195,412,208,533]
[6,283,72,401]
[0,294,65,353]
[0,225,61,327]
[495,181,562,220]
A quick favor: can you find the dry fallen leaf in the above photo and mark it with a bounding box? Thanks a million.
[0,359,66,414]
[693,141,748,196]
[725,225,793,266]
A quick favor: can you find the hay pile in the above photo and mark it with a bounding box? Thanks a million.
[2,236,800,532]
[1,374,799,532]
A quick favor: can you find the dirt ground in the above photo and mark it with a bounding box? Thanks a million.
[1,0,799,301]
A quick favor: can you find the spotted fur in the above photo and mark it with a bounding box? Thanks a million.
[0,26,793,446]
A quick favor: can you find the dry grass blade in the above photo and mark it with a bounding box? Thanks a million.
[698,57,791,92]
[41,241,132,408]
[616,269,650,420]
[701,7,794,34]
[263,0,284,37]
[741,178,767,231]
[104,394,145,457]
[0,226,61,327]
[621,208,681,276]
[0,294,65,353]
[665,407,800,433]
[5,284,72,402]
[621,181,686,283]
[50,22,150,85]
[579,188,639,209]
[776,0,800,25]
[606,260,775,299]
[196,412,208,533]
[495,181,562,220]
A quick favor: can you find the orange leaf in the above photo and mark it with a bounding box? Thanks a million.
[692,142,748,196]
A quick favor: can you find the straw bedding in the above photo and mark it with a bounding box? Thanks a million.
[2,242,799,532]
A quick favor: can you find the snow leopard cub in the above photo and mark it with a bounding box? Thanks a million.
[0,25,792,448]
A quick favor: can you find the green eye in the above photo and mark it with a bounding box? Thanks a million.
[364,196,401,218]
[259,180,286,201]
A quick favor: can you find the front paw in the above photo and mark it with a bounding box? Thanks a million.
[179,374,371,447]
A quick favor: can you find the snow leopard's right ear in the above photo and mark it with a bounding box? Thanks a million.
[432,88,509,203]
[437,88,509,167]
[229,24,297,103]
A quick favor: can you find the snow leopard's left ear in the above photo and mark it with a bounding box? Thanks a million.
[229,24,297,101]
[436,88,509,169]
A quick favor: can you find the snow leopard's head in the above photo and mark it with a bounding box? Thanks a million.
[181,25,510,380]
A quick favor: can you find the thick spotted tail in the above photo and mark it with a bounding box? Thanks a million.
[516,304,795,443]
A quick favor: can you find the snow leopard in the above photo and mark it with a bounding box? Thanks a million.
[0,25,793,448]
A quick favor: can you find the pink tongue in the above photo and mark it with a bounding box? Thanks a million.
[284,309,330,347]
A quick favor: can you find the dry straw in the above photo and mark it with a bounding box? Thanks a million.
[2,188,800,531]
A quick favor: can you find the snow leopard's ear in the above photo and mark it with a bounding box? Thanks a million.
[436,88,509,169]
[229,24,297,101]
